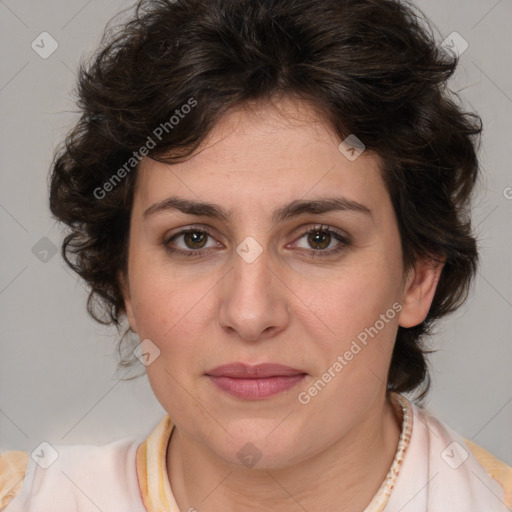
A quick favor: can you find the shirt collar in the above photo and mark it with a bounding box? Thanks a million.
[136,414,180,512]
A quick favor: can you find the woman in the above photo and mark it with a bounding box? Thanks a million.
[1,0,510,510]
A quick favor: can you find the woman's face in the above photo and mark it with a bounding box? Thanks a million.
[122,97,441,469]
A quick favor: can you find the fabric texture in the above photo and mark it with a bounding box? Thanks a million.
[1,393,511,511]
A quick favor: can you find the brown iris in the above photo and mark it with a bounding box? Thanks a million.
[308,230,330,250]
[184,231,208,249]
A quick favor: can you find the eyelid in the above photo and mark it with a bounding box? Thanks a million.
[163,224,222,248]
[291,223,350,243]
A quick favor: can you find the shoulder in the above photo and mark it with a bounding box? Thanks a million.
[409,400,512,509]
[0,437,145,512]
[0,451,28,511]
[464,438,512,508]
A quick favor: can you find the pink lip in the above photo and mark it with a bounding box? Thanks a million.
[206,363,307,400]
[206,363,305,378]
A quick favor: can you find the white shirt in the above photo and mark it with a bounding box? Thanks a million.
[1,393,511,511]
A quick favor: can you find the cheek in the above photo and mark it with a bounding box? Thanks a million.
[293,254,402,390]
[293,270,401,417]
[129,274,214,417]
[128,270,203,354]
[298,257,401,338]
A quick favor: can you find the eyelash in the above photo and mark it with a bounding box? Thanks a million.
[162,224,350,259]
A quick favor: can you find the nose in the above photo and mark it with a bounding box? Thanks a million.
[217,241,291,342]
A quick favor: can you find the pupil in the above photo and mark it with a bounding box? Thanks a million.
[186,232,206,248]
[309,231,330,250]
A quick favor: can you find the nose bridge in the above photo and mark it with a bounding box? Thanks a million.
[232,235,274,304]
[218,235,290,340]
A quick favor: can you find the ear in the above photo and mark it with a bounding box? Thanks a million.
[398,255,445,328]
[118,271,138,333]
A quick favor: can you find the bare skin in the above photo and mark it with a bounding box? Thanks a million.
[121,96,443,511]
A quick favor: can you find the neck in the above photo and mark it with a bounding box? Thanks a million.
[167,391,402,512]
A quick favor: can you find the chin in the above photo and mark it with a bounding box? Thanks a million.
[211,424,307,471]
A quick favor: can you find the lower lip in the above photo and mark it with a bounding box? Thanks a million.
[208,374,306,400]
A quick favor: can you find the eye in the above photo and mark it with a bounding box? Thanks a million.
[163,227,221,257]
[292,225,350,257]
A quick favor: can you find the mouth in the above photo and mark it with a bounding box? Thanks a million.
[205,363,307,400]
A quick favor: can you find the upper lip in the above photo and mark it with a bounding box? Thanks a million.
[206,363,307,378]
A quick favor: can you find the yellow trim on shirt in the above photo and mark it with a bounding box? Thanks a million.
[465,438,512,509]
[0,451,28,511]
[136,415,175,512]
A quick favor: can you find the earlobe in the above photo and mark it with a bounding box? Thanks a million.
[118,271,138,333]
[398,256,445,328]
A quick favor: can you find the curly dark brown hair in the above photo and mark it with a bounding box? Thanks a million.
[49,0,482,399]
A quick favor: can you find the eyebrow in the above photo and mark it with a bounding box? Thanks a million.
[143,196,372,223]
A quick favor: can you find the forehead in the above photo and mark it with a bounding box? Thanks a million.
[134,97,388,216]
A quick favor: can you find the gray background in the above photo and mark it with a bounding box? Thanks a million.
[1,0,511,465]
